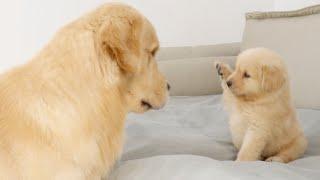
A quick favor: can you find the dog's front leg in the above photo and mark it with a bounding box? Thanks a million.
[236,129,267,161]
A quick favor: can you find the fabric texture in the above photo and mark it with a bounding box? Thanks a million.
[246,4,320,19]
[110,95,320,180]
[242,5,320,109]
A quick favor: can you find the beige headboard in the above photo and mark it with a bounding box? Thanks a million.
[157,43,240,96]
[242,4,320,109]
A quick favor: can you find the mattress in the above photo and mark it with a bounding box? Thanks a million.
[110,95,320,180]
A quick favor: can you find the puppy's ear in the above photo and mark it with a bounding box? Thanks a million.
[261,65,286,92]
[98,13,142,73]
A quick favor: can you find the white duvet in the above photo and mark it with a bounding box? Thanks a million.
[110,95,320,180]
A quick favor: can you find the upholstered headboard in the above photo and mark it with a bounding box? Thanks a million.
[157,43,240,96]
[242,4,320,109]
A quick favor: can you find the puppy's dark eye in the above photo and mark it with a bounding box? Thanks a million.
[243,72,250,78]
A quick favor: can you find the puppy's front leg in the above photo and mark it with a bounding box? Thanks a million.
[236,130,267,161]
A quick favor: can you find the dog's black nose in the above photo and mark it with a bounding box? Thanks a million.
[167,83,171,91]
[227,81,232,87]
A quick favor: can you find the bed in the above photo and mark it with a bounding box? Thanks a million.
[110,95,320,180]
[111,5,320,179]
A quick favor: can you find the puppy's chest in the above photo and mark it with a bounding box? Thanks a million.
[229,113,247,149]
[228,106,259,149]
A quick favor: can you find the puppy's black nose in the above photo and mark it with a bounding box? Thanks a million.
[227,81,232,87]
[167,83,171,91]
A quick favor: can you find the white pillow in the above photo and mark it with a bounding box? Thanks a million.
[242,5,320,109]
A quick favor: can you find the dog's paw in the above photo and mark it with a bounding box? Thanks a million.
[214,61,224,77]
[214,61,231,79]
[265,156,284,163]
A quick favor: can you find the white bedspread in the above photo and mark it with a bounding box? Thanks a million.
[110,95,320,180]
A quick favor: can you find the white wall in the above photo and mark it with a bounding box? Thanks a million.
[1,0,320,72]
[127,0,273,47]
[1,0,274,72]
[275,0,320,10]
[0,0,21,72]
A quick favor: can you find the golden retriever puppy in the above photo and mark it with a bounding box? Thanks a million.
[0,3,169,180]
[215,48,307,163]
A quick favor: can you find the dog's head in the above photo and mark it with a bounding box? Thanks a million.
[95,4,169,113]
[226,48,287,99]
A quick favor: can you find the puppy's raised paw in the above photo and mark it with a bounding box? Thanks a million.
[214,62,223,76]
[214,61,232,80]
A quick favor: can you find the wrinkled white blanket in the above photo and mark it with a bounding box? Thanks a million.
[110,95,320,180]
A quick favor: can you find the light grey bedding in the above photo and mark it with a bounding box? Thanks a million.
[110,95,320,180]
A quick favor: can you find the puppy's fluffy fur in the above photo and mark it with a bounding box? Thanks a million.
[0,3,168,179]
[215,48,307,163]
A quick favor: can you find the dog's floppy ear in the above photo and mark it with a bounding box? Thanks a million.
[261,65,286,92]
[98,12,142,73]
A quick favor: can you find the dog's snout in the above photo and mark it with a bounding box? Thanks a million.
[167,83,171,91]
[227,81,232,87]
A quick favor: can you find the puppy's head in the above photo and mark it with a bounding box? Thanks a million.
[226,48,287,99]
[96,4,169,113]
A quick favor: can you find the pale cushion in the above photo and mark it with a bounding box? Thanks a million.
[242,5,320,109]
[156,43,240,61]
[158,56,236,96]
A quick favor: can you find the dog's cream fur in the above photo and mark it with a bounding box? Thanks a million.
[0,3,168,179]
[215,48,307,163]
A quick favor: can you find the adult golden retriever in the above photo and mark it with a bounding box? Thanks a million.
[0,3,169,179]
[215,48,307,163]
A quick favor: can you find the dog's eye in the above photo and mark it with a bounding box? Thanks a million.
[243,72,250,78]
